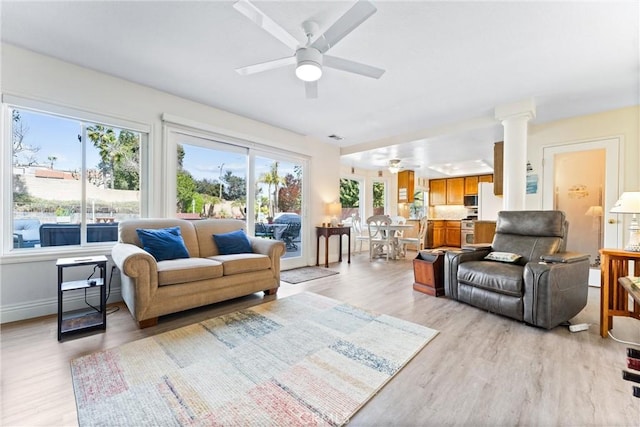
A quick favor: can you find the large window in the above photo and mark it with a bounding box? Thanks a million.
[9,106,145,250]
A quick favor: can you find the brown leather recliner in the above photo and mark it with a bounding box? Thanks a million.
[444,210,590,329]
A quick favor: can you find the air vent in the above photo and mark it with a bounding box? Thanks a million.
[328,134,344,141]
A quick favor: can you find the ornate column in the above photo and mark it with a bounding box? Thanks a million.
[495,99,536,210]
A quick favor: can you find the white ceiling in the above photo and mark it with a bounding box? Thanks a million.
[2,1,638,177]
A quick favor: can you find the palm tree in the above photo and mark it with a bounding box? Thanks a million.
[87,125,128,189]
[259,162,284,218]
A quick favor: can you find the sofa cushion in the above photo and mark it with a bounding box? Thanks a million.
[457,260,524,297]
[136,227,190,262]
[212,229,253,255]
[208,254,271,276]
[157,258,223,286]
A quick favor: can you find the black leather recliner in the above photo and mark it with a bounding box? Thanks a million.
[444,210,590,329]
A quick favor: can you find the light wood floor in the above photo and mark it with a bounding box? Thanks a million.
[2,252,639,426]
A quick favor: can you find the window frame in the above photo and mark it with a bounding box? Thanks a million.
[1,96,150,258]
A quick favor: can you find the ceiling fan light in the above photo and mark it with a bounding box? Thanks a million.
[388,165,400,174]
[296,62,322,82]
[296,48,323,82]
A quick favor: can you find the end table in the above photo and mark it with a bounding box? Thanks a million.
[56,255,107,341]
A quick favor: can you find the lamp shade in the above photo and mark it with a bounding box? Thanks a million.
[610,192,640,213]
[327,202,342,217]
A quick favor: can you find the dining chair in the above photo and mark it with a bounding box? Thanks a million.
[366,214,393,261]
[398,216,427,257]
[351,216,369,252]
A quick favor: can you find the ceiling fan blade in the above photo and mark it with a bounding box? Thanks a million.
[233,0,300,51]
[305,81,318,99]
[235,56,296,76]
[310,0,377,54]
[324,55,385,79]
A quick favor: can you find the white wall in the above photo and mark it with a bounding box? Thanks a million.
[0,44,341,323]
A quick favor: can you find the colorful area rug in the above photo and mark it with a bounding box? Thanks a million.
[71,292,438,426]
[280,266,339,284]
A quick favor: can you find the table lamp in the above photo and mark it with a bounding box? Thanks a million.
[326,202,342,227]
[610,191,640,251]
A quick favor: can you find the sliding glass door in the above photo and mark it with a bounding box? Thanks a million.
[253,153,305,269]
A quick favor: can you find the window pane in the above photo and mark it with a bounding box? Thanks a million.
[254,156,302,259]
[11,109,142,249]
[85,123,141,241]
[372,181,385,215]
[177,142,247,219]
[340,178,360,220]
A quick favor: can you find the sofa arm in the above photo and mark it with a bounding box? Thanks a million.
[111,242,158,279]
[111,243,160,320]
[523,257,590,329]
[248,237,286,277]
[444,248,492,299]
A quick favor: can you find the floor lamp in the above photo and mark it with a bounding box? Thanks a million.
[610,191,640,252]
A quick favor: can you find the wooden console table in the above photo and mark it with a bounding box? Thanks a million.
[316,226,351,268]
[599,248,640,338]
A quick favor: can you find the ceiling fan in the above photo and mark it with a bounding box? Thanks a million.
[233,0,385,98]
[387,159,420,174]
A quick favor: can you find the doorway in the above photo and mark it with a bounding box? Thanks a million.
[542,137,622,269]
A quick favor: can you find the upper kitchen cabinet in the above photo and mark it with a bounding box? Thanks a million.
[446,177,465,205]
[430,175,493,205]
[464,176,479,195]
[397,170,415,203]
[429,179,447,205]
[466,174,494,195]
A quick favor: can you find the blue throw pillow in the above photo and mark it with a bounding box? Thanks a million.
[136,226,190,262]
[213,229,253,255]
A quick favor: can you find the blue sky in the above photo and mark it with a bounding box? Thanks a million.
[16,109,299,189]
[15,110,102,171]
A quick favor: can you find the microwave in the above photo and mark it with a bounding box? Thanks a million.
[463,195,478,207]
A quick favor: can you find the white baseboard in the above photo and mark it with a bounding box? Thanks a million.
[1,287,122,324]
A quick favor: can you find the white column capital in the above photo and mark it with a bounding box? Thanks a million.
[495,98,536,122]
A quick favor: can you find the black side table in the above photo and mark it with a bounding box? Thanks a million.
[56,255,107,341]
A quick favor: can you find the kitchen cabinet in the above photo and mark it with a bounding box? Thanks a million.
[397,170,415,203]
[427,220,445,248]
[494,141,504,196]
[464,176,479,195]
[446,178,465,205]
[445,220,461,247]
[429,179,447,206]
[430,175,493,205]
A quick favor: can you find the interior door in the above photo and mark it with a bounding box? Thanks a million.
[542,137,622,256]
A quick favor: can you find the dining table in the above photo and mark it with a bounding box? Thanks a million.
[370,223,414,260]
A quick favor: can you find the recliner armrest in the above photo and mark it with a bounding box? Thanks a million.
[461,244,492,252]
[540,251,589,264]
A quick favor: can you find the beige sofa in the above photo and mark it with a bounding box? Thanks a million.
[111,218,285,328]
